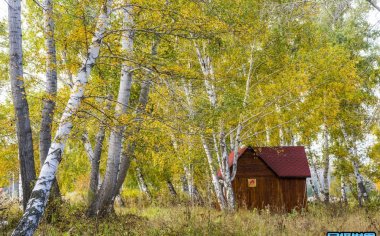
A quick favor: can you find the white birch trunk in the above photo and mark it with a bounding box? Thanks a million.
[82,132,94,162]
[219,132,235,210]
[341,128,369,205]
[12,1,113,234]
[201,135,227,210]
[308,178,321,201]
[62,48,73,87]
[136,166,152,201]
[194,43,217,107]
[322,127,330,203]
[306,147,322,201]
[170,133,201,202]
[89,5,134,217]
[182,79,195,118]
[340,176,348,204]
[352,159,369,206]
[218,47,251,210]
[310,155,323,199]
[195,44,229,209]
[111,37,158,205]
[243,45,254,107]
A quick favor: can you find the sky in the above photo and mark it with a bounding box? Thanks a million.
[0,1,7,20]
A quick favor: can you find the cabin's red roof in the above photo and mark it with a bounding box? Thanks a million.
[217,146,311,178]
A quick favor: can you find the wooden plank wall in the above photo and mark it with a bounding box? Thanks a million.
[232,152,307,212]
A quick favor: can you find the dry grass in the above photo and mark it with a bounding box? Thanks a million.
[1,201,379,236]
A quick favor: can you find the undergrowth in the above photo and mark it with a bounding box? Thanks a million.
[1,199,379,235]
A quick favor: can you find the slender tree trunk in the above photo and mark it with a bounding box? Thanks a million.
[194,42,217,107]
[113,147,132,197]
[195,43,249,211]
[12,1,113,234]
[8,0,37,212]
[112,77,152,199]
[88,5,134,217]
[82,132,94,162]
[340,176,348,205]
[352,159,369,206]
[219,131,235,210]
[306,147,323,201]
[169,131,201,203]
[85,97,110,204]
[201,135,227,210]
[62,47,73,87]
[311,156,323,199]
[309,178,320,201]
[181,175,189,193]
[136,166,152,201]
[195,44,229,209]
[82,125,107,205]
[40,0,61,201]
[111,37,159,203]
[322,127,330,204]
[166,180,177,197]
[183,166,194,202]
[40,0,57,169]
[341,128,369,206]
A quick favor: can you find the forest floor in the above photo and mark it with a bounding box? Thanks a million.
[1,200,380,235]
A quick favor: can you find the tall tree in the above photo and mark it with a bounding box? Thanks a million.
[7,0,36,211]
[40,0,57,169]
[87,4,135,217]
[40,0,61,199]
[12,0,113,234]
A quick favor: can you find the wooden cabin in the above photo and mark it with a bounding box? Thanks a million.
[218,146,311,211]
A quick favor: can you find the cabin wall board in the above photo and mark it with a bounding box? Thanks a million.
[232,151,307,211]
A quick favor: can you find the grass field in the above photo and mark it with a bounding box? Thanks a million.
[2,200,379,235]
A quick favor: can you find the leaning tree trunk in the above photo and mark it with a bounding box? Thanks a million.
[166,180,177,197]
[8,0,36,211]
[201,136,227,210]
[112,77,153,201]
[89,121,107,198]
[88,5,134,217]
[341,128,370,206]
[111,37,158,203]
[352,159,369,206]
[82,97,110,204]
[12,1,113,234]
[40,0,61,202]
[194,43,228,209]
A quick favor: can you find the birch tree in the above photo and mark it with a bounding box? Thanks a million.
[7,0,36,211]
[40,0,61,200]
[40,0,57,170]
[12,1,113,234]
[322,126,330,203]
[88,4,134,217]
